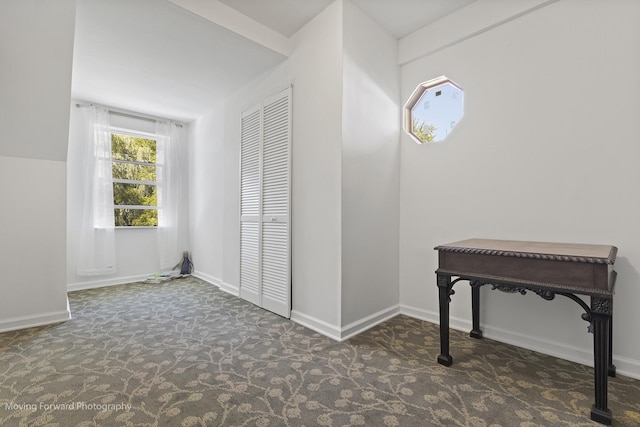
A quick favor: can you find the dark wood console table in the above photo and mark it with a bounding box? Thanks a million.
[435,238,617,425]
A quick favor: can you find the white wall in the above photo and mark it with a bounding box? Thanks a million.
[192,0,403,340]
[340,1,400,334]
[0,1,76,163]
[189,106,226,289]
[0,157,69,331]
[67,104,190,290]
[399,0,640,378]
[190,1,345,336]
[0,0,76,331]
[285,1,343,334]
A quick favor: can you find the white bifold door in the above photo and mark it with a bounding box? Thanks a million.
[240,87,292,318]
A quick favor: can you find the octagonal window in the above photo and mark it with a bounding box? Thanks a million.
[404,76,463,144]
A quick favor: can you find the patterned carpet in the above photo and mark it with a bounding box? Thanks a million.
[1,277,639,426]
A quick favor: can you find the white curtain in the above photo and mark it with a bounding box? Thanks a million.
[78,106,117,276]
[156,121,188,269]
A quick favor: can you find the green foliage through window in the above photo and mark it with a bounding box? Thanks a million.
[111,133,158,227]
[411,119,437,144]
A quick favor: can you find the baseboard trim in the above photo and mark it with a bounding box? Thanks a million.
[290,310,342,341]
[340,305,401,341]
[399,303,640,380]
[400,303,592,363]
[613,355,640,380]
[0,309,71,333]
[192,270,221,287]
[400,304,471,331]
[192,271,239,297]
[219,281,239,296]
[67,274,151,292]
[290,305,401,342]
[482,326,640,380]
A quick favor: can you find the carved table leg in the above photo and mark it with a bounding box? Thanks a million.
[590,297,612,425]
[437,274,453,366]
[608,298,616,378]
[470,282,483,339]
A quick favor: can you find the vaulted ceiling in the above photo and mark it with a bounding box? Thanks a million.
[71,0,475,122]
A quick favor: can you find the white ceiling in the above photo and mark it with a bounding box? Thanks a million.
[217,0,476,39]
[72,0,286,122]
[218,0,335,38]
[71,0,476,122]
[352,0,476,39]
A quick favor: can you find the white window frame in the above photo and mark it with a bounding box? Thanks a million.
[403,75,464,144]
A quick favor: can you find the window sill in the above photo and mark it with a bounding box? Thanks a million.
[115,226,157,230]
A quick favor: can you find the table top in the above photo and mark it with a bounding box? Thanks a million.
[435,238,617,265]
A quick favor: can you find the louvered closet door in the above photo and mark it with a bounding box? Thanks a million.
[240,105,261,306]
[239,87,291,318]
[261,88,291,318]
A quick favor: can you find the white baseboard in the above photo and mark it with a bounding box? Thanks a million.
[67,274,151,292]
[192,271,239,296]
[0,308,71,333]
[291,305,401,342]
[400,303,471,332]
[613,355,640,380]
[399,303,640,380]
[340,305,401,341]
[290,310,342,341]
[401,303,592,364]
[483,323,640,380]
[193,270,221,287]
[219,281,239,296]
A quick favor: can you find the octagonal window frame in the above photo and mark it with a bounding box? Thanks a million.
[403,75,464,144]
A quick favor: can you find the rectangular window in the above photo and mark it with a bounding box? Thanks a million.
[111,131,158,227]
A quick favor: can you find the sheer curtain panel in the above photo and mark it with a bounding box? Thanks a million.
[77,106,117,276]
[156,121,188,269]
